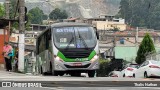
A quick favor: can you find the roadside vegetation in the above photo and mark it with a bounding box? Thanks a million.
[136,33,156,64]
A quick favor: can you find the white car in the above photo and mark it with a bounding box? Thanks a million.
[121,64,139,77]
[134,60,160,78]
[108,71,121,77]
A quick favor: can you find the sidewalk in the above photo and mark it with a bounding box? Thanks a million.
[0,64,4,70]
[0,64,32,76]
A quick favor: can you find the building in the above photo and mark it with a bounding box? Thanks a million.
[83,18,106,25]
[0,28,9,64]
[99,30,160,62]
[92,18,127,31]
[29,24,48,31]
[0,19,17,64]
[10,30,41,46]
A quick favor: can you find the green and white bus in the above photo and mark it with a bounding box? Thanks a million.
[36,22,99,77]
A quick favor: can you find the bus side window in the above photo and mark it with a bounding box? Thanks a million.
[39,37,43,54]
[37,38,40,54]
[46,30,51,49]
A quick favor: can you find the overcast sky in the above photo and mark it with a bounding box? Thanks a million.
[0,0,44,2]
[0,0,4,2]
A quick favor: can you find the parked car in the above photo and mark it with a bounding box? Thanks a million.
[134,60,160,78]
[108,71,121,77]
[121,64,139,77]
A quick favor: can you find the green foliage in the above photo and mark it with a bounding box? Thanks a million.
[12,22,18,29]
[0,4,5,18]
[96,59,110,77]
[9,0,19,29]
[136,33,156,64]
[43,14,48,20]
[28,7,44,24]
[49,8,68,20]
[118,0,160,29]
[10,0,18,19]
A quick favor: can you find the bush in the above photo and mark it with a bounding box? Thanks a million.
[96,59,110,77]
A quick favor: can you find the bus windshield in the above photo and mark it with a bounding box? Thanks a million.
[53,27,97,49]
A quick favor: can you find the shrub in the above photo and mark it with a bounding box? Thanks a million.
[96,59,110,77]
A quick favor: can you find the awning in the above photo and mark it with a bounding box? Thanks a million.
[0,19,18,28]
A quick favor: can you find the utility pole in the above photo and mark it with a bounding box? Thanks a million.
[18,0,25,72]
[113,36,116,59]
[136,27,138,52]
[5,0,10,43]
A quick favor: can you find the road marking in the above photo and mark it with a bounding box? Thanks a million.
[143,78,157,80]
[135,87,160,90]
[41,87,64,90]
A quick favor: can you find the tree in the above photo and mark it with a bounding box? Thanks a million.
[9,0,19,30]
[118,0,160,30]
[59,10,68,19]
[117,0,132,24]
[28,7,44,24]
[0,4,5,18]
[135,33,156,64]
[49,8,68,20]
[43,14,48,20]
[10,0,18,19]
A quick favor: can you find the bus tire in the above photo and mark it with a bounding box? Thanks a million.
[41,66,47,75]
[50,62,54,75]
[50,63,58,76]
[88,70,95,77]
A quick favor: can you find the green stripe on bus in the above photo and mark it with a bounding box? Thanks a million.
[57,50,96,62]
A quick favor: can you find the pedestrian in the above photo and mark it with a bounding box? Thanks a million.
[2,42,13,71]
[14,48,18,72]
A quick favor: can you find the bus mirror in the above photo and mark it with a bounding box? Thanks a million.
[94,27,99,40]
[96,31,99,40]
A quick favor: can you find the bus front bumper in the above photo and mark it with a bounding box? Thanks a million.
[54,59,99,71]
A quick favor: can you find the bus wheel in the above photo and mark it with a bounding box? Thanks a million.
[88,70,95,77]
[41,67,47,75]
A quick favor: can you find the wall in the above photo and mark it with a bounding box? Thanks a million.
[0,29,9,64]
[115,46,160,62]
[94,21,127,31]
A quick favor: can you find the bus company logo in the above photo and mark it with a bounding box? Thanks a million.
[2,82,12,87]
[75,58,81,61]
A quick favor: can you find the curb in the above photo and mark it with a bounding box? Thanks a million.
[0,64,4,70]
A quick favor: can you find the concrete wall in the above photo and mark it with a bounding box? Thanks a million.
[115,46,160,62]
[0,29,9,64]
[93,21,127,31]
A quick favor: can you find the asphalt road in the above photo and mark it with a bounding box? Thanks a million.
[1,87,160,90]
[0,71,160,90]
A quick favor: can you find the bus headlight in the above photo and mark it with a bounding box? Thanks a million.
[55,56,60,60]
[54,55,63,62]
[90,55,99,63]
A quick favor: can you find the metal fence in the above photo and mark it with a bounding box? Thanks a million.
[146,51,160,61]
[24,52,36,75]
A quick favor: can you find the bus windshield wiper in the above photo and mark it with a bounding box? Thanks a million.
[77,30,88,49]
[65,33,74,50]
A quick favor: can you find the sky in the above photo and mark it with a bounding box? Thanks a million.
[0,0,42,2]
[0,0,4,2]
